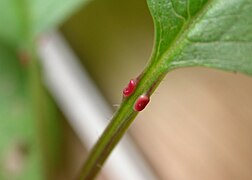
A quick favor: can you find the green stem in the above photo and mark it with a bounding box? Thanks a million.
[78,61,166,179]
[79,108,138,179]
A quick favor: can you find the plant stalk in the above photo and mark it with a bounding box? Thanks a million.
[78,61,166,179]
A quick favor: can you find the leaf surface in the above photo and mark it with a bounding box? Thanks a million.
[29,0,92,36]
[0,45,43,180]
[0,0,91,178]
[0,0,91,46]
[147,0,252,75]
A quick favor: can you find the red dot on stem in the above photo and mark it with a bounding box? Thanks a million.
[134,95,150,111]
[123,79,136,97]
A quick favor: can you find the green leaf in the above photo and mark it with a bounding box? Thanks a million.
[0,0,92,47]
[0,45,43,180]
[0,0,27,46]
[0,0,90,179]
[29,0,92,36]
[147,0,252,75]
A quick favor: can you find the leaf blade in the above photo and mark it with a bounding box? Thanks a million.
[29,0,92,36]
[0,45,43,180]
[0,0,92,46]
[147,0,252,75]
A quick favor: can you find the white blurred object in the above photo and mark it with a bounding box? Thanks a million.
[37,31,157,180]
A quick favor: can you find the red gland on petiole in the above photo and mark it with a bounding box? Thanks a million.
[134,95,150,111]
[123,79,137,97]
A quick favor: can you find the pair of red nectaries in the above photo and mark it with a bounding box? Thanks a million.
[123,79,150,112]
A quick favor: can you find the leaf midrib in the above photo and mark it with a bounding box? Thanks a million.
[154,0,215,72]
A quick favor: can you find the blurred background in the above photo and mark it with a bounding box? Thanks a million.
[1,0,252,179]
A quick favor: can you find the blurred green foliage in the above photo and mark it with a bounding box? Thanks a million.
[0,0,91,179]
[0,45,42,180]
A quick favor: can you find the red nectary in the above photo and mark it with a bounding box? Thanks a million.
[123,79,136,97]
[134,95,150,111]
